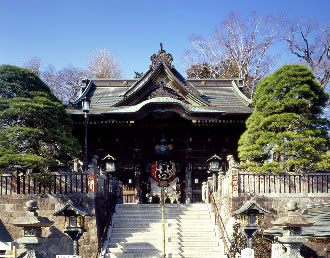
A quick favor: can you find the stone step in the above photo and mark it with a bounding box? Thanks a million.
[113,223,213,229]
[108,241,219,248]
[110,238,218,245]
[115,211,210,216]
[110,231,216,237]
[103,203,221,258]
[111,228,216,233]
[113,218,211,223]
[105,251,222,258]
[117,204,207,208]
[110,234,218,243]
[116,205,207,211]
[116,207,209,211]
[107,246,221,253]
[114,214,210,219]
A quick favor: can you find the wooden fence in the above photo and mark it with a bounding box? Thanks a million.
[0,174,118,195]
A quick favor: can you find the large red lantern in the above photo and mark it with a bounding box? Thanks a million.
[151,160,177,183]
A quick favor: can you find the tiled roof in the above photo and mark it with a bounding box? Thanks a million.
[67,49,252,117]
[68,81,252,115]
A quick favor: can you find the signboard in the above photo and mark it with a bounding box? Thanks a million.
[271,243,283,258]
[232,170,238,197]
[241,248,254,258]
[87,174,96,192]
[151,160,176,183]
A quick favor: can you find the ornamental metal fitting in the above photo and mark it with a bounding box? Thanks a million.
[150,43,174,70]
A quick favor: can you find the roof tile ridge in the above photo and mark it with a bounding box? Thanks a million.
[71,80,93,105]
[231,80,252,106]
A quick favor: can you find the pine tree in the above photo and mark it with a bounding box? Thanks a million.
[238,64,329,173]
[0,65,80,174]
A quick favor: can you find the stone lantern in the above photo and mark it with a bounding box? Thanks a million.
[12,200,54,258]
[233,200,270,249]
[54,200,92,256]
[206,154,223,193]
[270,201,315,258]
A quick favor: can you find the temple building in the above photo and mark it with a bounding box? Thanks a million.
[66,47,252,203]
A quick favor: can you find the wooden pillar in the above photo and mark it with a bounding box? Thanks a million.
[135,165,141,203]
[134,148,141,203]
[185,148,193,204]
[185,162,192,204]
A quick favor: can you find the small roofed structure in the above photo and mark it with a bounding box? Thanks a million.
[233,200,271,216]
[233,200,271,249]
[53,200,93,217]
[54,200,93,255]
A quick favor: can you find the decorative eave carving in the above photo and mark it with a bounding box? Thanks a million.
[150,43,173,70]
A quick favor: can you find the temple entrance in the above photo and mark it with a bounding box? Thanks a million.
[115,166,211,204]
[192,169,209,203]
[113,160,187,204]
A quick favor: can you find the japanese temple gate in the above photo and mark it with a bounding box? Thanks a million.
[67,47,252,203]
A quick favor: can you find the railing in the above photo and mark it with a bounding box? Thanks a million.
[97,176,120,258]
[237,173,329,194]
[0,173,114,195]
[219,173,232,196]
[218,171,330,196]
[208,184,233,258]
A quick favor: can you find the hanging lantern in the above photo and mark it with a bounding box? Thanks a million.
[82,97,91,113]
[102,154,116,173]
[151,160,177,183]
[206,154,222,173]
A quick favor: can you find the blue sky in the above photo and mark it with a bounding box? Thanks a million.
[1,0,329,78]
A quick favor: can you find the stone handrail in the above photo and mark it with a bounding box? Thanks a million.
[208,182,233,258]
[218,170,330,197]
[0,172,116,196]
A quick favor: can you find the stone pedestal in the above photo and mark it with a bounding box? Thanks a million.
[271,201,314,258]
[12,200,53,258]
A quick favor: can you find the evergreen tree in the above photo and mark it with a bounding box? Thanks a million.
[0,65,80,174]
[238,64,329,173]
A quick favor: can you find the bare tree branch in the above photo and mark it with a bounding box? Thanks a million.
[42,65,86,103]
[86,49,122,79]
[22,55,41,77]
[284,19,330,90]
[182,12,282,98]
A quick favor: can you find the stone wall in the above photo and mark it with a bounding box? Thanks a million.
[0,168,119,257]
[216,193,330,257]
[0,192,109,257]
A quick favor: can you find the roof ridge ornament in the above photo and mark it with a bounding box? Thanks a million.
[150,43,174,70]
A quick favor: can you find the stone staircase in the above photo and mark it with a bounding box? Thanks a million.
[103,203,222,258]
